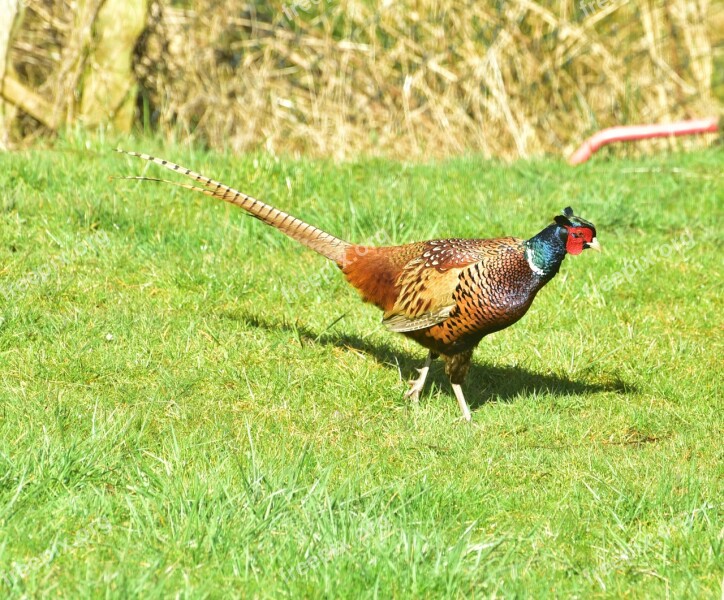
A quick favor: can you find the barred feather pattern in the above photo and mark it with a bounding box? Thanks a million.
[116,150,352,265]
[344,237,546,356]
[407,243,543,355]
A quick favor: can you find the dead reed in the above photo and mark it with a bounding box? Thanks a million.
[7,0,722,159]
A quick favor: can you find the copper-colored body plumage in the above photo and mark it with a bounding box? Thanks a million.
[118,150,599,421]
[343,238,543,356]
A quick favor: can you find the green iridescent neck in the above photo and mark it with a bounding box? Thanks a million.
[525,224,567,278]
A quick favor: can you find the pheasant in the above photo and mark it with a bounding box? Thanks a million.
[117,150,600,420]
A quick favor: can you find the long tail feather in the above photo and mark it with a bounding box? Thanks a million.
[115,149,351,265]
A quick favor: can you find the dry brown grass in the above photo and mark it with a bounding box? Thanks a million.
[8,0,723,159]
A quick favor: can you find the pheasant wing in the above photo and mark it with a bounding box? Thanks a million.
[382,239,507,333]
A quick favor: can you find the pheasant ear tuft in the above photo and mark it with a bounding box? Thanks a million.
[554,207,576,227]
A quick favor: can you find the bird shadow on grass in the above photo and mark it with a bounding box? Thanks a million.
[227,311,633,407]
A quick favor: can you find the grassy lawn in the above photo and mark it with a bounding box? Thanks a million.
[0,137,721,598]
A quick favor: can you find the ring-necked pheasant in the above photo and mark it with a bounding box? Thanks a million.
[117,150,600,420]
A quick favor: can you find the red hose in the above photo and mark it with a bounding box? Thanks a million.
[568,116,719,165]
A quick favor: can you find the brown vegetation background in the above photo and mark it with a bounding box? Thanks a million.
[3,0,723,159]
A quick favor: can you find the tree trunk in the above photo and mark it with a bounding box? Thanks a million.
[79,0,148,130]
[0,0,20,147]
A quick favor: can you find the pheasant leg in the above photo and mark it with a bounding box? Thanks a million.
[443,350,474,421]
[451,384,472,421]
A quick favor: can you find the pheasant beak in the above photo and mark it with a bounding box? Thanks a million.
[586,237,602,252]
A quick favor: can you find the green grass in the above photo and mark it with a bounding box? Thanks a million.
[0,136,721,598]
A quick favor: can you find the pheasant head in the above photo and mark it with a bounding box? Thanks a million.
[554,206,601,255]
[526,207,600,277]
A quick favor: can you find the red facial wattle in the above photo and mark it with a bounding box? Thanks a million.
[565,226,594,255]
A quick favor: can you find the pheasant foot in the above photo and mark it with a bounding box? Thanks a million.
[404,353,433,403]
